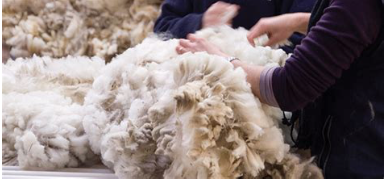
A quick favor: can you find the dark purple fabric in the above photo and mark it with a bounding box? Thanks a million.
[272,0,382,111]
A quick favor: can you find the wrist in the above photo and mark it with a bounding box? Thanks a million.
[290,13,310,34]
[202,14,215,28]
[202,13,209,28]
[224,56,239,63]
[218,52,231,58]
[231,59,243,68]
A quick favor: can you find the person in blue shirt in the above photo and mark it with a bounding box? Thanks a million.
[154,0,316,53]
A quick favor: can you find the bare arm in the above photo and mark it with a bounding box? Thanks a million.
[231,60,265,102]
[247,13,311,46]
[175,12,311,104]
[176,34,267,102]
[295,13,311,34]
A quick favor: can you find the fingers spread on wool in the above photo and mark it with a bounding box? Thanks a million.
[247,22,267,46]
[179,39,194,48]
[187,34,201,42]
[176,46,187,54]
[247,29,257,46]
[264,36,280,47]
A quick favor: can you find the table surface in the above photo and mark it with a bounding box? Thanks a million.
[2,165,118,179]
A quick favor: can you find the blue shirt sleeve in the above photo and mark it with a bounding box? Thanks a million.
[154,0,204,38]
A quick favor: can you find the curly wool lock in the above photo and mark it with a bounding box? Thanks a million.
[2,26,322,179]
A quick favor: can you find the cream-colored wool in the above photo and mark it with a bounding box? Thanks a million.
[2,56,104,167]
[251,154,324,179]
[2,26,322,179]
[82,26,320,178]
[194,27,288,67]
[2,0,162,60]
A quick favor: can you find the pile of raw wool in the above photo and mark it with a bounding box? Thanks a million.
[2,0,163,61]
[2,55,105,168]
[2,26,323,179]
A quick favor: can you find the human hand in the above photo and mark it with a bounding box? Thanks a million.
[202,2,239,28]
[176,34,229,57]
[247,13,310,47]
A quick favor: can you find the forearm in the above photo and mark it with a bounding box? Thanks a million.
[293,13,311,34]
[231,60,265,102]
[288,12,311,35]
[247,12,311,47]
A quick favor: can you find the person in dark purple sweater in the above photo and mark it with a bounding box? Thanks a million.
[176,0,384,178]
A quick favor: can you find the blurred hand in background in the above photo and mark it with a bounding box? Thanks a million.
[202,2,239,28]
[247,13,311,47]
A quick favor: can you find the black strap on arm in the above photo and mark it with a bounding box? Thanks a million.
[282,110,301,145]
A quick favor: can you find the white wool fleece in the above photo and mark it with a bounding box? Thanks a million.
[82,26,321,179]
[3,26,322,179]
[2,56,104,167]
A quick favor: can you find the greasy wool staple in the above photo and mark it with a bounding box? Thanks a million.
[2,0,163,60]
[2,26,322,179]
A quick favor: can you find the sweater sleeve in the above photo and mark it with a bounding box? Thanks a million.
[154,0,203,38]
[272,0,382,111]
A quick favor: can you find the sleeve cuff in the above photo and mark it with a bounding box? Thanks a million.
[260,66,279,107]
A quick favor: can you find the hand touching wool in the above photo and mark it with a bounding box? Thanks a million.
[177,34,229,57]
[3,26,322,179]
[81,26,321,179]
[247,13,311,47]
